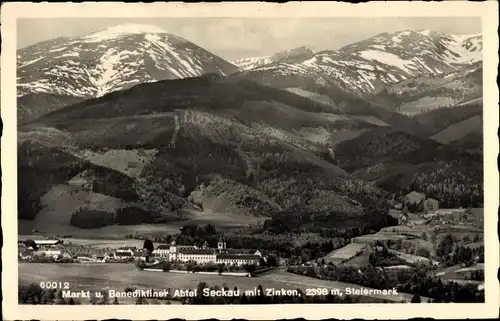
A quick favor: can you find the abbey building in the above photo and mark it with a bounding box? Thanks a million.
[152,238,262,266]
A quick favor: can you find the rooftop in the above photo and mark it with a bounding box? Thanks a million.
[225,249,260,255]
[32,239,62,244]
[179,248,217,255]
[115,251,132,257]
[217,254,260,260]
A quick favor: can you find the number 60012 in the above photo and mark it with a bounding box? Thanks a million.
[39,281,70,289]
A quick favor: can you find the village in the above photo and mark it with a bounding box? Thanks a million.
[303,190,485,291]
[18,236,264,269]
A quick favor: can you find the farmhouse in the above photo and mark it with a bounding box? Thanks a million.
[68,171,93,191]
[35,249,62,259]
[383,265,414,271]
[114,247,135,259]
[93,254,112,262]
[29,239,63,247]
[404,191,425,206]
[423,198,439,212]
[18,239,64,250]
[433,209,467,223]
[351,234,407,245]
[153,238,262,266]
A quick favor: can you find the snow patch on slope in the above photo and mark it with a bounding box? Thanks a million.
[80,24,167,42]
[358,50,417,75]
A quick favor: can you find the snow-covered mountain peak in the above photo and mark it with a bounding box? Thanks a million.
[79,24,168,42]
[240,29,482,95]
[418,29,436,37]
[17,28,240,98]
[232,46,316,70]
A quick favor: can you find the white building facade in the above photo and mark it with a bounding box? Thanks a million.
[153,239,262,266]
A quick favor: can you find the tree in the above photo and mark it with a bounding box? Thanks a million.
[436,234,454,257]
[89,292,99,305]
[143,238,154,253]
[430,232,437,245]
[256,285,266,304]
[240,293,248,304]
[266,255,278,267]
[55,290,67,305]
[98,290,110,305]
[195,282,209,304]
[417,247,431,258]
[411,294,422,303]
[244,264,257,274]
[25,240,38,251]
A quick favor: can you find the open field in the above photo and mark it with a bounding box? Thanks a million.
[18,263,425,303]
[19,220,183,239]
[398,96,455,115]
[389,250,437,265]
[428,263,484,285]
[18,235,150,249]
[70,148,158,178]
[340,251,372,267]
[431,114,482,144]
[19,205,262,239]
[352,233,408,244]
[323,243,368,264]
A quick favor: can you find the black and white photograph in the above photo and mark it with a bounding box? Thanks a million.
[2,2,499,320]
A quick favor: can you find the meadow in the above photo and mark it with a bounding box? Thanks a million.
[322,243,368,264]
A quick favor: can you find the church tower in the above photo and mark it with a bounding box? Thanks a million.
[217,237,227,251]
[169,239,177,261]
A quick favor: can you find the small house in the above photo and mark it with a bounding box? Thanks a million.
[36,249,62,259]
[33,239,63,247]
[114,248,135,260]
[404,191,425,204]
[423,198,439,212]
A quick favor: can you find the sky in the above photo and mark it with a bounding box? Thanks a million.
[17,17,481,60]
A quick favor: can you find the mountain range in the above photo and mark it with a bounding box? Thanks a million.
[16,24,483,237]
[18,26,482,123]
[235,30,481,95]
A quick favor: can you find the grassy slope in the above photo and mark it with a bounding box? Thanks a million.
[18,93,86,124]
[413,104,482,136]
[20,76,396,233]
[18,141,140,220]
[20,75,482,234]
[233,71,434,137]
[431,115,482,144]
